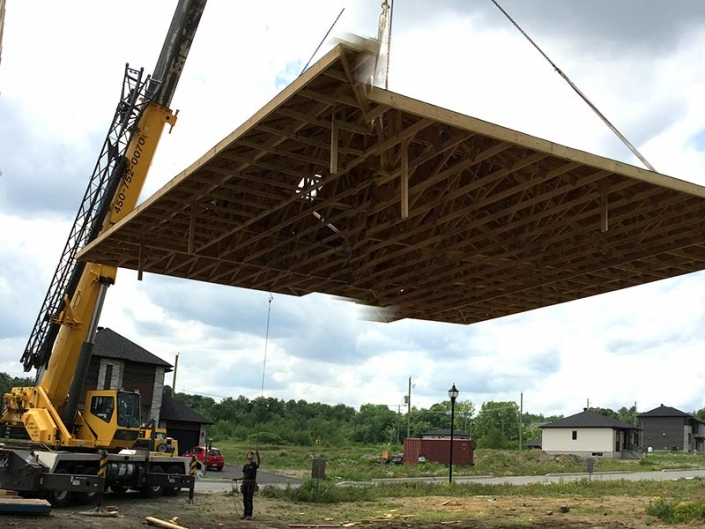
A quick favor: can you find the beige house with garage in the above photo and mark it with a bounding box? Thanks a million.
[540,409,640,459]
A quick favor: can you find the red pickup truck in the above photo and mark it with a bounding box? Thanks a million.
[182,446,225,471]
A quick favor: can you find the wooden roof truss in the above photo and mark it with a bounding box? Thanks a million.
[79,43,705,325]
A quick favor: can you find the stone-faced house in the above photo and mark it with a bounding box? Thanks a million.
[540,409,639,458]
[638,404,705,453]
[83,327,171,423]
[81,327,210,451]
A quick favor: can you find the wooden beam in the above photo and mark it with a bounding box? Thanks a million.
[601,179,609,232]
[277,107,370,135]
[401,139,409,219]
[137,241,144,281]
[188,202,196,254]
[367,87,705,199]
[330,114,339,175]
[75,44,705,328]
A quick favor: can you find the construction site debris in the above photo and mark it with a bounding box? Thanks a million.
[145,515,190,529]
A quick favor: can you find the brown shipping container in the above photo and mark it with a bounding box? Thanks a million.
[403,438,475,466]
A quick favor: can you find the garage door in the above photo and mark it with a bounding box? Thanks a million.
[167,428,200,455]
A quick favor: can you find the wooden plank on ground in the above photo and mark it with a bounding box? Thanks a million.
[145,516,190,529]
[0,497,52,514]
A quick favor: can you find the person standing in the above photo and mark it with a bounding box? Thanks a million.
[232,450,260,520]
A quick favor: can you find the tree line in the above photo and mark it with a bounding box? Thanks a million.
[164,386,604,448]
[167,387,509,446]
[169,389,705,448]
[2,372,701,449]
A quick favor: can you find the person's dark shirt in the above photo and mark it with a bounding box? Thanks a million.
[242,460,258,480]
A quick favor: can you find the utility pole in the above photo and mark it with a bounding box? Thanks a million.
[519,392,523,450]
[407,376,412,438]
[634,401,638,425]
[172,352,179,394]
[397,404,401,444]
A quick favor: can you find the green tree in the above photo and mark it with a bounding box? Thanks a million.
[617,405,637,425]
[330,403,356,423]
[352,404,397,443]
[174,392,216,420]
[455,399,475,434]
[211,395,253,425]
[589,407,618,419]
[519,411,552,446]
[473,401,520,448]
[408,407,434,438]
[693,407,705,422]
[0,372,36,395]
[418,399,475,434]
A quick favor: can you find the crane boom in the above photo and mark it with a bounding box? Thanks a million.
[3,0,207,445]
[150,0,206,109]
[21,65,150,373]
[0,1,210,506]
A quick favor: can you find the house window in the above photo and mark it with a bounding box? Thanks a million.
[572,431,577,440]
[90,395,115,423]
[104,364,113,390]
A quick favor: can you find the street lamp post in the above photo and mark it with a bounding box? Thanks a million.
[448,383,459,483]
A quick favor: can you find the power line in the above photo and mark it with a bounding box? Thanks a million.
[301,8,345,75]
[489,0,655,171]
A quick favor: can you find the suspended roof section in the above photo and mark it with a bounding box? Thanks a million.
[78,42,705,325]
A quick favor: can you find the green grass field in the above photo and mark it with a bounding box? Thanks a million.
[218,442,705,524]
[217,440,705,482]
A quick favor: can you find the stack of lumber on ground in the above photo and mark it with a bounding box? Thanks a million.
[0,489,52,514]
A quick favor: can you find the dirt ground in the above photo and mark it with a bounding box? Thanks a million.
[0,490,668,529]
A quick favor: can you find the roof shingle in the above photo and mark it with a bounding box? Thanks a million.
[638,404,690,418]
[160,394,212,424]
[541,410,636,430]
[93,327,172,369]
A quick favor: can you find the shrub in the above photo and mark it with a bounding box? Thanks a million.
[207,420,236,441]
[247,432,283,445]
[646,498,705,523]
[260,479,374,503]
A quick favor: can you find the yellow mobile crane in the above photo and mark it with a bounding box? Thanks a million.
[0,0,207,506]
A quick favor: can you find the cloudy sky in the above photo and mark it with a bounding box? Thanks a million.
[1,1,705,420]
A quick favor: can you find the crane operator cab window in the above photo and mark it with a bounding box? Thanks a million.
[90,396,115,423]
[117,392,141,428]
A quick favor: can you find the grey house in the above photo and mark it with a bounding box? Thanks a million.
[638,404,705,453]
[540,409,639,458]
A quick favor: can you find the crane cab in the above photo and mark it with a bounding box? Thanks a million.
[79,390,142,450]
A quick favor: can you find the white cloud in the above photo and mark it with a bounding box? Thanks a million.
[2,1,705,420]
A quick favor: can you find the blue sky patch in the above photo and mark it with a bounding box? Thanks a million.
[275,59,304,90]
[689,129,705,152]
